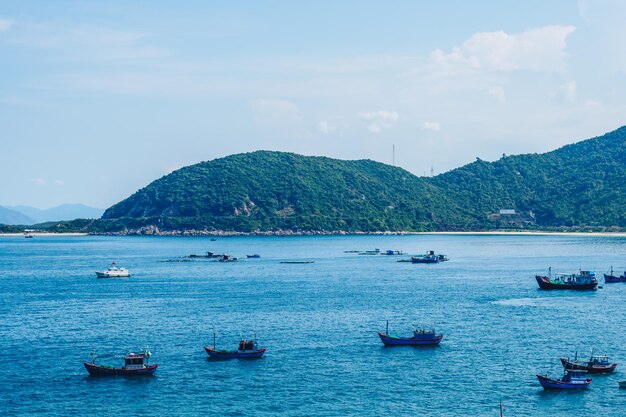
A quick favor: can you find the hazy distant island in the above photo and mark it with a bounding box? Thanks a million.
[2,126,625,235]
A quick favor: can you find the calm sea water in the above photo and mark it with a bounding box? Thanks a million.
[0,234,625,416]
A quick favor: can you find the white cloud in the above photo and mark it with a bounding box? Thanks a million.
[249,98,301,126]
[585,99,602,108]
[431,25,576,73]
[11,22,163,63]
[360,110,399,133]
[30,178,46,185]
[319,120,336,134]
[54,180,65,186]
[0,18,13,32]
[487,86,506,102]
[421,121,441,132]
[560,80,577,102]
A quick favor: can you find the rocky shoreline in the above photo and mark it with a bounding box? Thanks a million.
[89,225,626,237]
[92,225,415,237]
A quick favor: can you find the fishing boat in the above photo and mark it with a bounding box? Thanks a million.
[84,349,158,376]
[218,254,238,262]
[24,232,34,238]
[384,250,405,255]
[247,254,261,258]
[204,334,266,359]
[536,369,591,390]
[604,267,626,283]
[535,268,597,290]
[280,260,315,264]
[95,262,131,278]
[561,351,617,374]
[359,248,381,255]
[377,321,443,346]
[411,251,448,264]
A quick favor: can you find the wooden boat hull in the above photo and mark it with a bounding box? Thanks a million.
[95,271,130,278]
[560,358,617,374]
[536,374,591,390]
[535,276,597,290]
[204,347,266,359]
[84,362,158,376]
[604,273,626,283]
[378,332,443,346]
[411,258,440,264]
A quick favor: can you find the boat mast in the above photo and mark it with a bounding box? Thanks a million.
[500,401,504,417]
[386,320,389,335]
[213,332,216,349]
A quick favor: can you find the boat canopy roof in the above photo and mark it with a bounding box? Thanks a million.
[566,368,588,374]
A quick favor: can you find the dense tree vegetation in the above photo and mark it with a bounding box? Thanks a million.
[4,127,624,233]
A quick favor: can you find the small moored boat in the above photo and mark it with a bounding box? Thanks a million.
[561,351,617,374]
[84,349,158,376]
[619,381,626,389]
[359,248,381,255]
[535,268,597,290]
[411,251,448,264]
[95,262,130,278]
[247,254,261,258]
[536,369,591,390]
[384,250,405,255]
[604,267,626,283]
[218,254,238,262]
[205,334,266,359]
[378,321,443,346]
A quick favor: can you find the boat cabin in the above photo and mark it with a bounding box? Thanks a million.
[124,352,148,369]
[590,355,610,365]
[412,328,437,339]
[564,369,587,381]
[238,340,257,351]
[555,270,597,285]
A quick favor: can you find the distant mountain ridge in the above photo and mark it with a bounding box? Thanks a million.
[100,126,626,232]
[3,204,103,224]
[0,206,37,225]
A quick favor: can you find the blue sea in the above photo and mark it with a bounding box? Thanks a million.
[1,234,625,416]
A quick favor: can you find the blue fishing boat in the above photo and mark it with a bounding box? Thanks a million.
[604,267,626,283]
[411,251,448,264]
[536,369,591,390]
[535,268,597,290]
[378,321,443,346]
[205,333,266,359]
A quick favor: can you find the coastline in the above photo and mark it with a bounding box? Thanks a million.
[0,232,89,237]
[2,230,624,237]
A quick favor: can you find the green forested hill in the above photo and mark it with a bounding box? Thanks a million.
[102,152,483,231]
[432,126,626,227]
[99,126,626,232]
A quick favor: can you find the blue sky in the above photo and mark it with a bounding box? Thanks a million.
[1,1,625,208]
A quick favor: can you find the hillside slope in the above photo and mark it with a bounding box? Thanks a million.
[103,152,481,231]
[433,126,626,227]
[101,126,626,231]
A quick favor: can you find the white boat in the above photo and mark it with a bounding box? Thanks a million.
[95,262,131,278]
